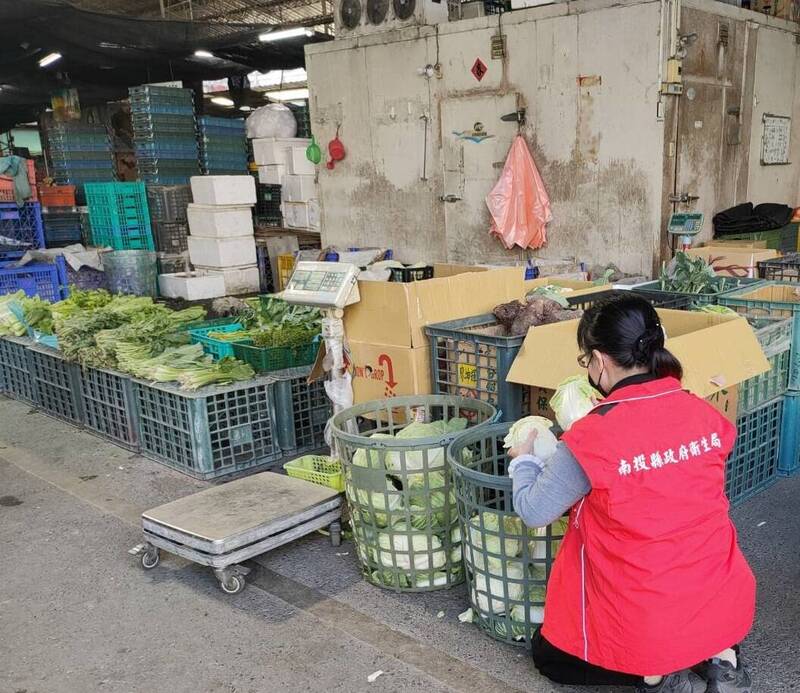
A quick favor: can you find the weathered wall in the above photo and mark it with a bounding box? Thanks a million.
[307,0,665,275]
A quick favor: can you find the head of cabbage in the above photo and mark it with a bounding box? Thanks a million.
[549,375,601,431]
[503,416,558,460]
[471,558,525,614]
[467,511,524,559]
[377,523,446,572]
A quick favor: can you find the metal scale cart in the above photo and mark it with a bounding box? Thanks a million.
[130,263,362,594]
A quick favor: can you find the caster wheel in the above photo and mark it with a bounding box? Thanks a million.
[220,574,245,595]
[329,521,342,547]
[141,549,160,570]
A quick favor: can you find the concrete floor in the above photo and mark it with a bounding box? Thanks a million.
[0,395,798,693]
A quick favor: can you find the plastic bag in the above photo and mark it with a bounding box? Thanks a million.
[486,135,552,251]
[245,104,298,139]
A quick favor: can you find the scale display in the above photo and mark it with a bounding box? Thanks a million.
[281,261,360,309]
[667,212,704,237]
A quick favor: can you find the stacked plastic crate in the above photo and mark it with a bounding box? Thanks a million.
[130,85,199,185]
[146,184,192,275]
[46,123,115,203]
[85,182,154,250]
[198,116,247,175]
[38,184,81,248]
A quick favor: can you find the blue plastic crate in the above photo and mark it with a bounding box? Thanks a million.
[0,256,68,301]
[726,396,783,505]
[0,202,45,260]
[189,323,251,360]
[778,392,800,475]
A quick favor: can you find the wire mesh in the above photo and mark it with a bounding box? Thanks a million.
[448,423,566,647]
[331,395,498,592]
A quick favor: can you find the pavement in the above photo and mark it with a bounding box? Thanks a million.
[0,394,798,693]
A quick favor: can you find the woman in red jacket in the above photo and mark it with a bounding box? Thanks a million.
[510,294,755,693]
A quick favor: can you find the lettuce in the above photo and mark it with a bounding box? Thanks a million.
[549,375,601,431]
[503,416,558,460]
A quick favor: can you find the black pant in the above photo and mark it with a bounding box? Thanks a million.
[531,628,644,687]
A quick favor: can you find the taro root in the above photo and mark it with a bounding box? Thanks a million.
[493,300,526,331]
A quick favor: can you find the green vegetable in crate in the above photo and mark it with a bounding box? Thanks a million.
[175,357,255,390]
[528,515,570,560]
[20,297,53,334]
[468,511,524,558]
[51,289,112,325]
[0,292,28,336]
[659,251,727,294]
[205,329,253,342]
[408,488,457,531]
[503,416,558,460]
[376,524,447,571]
[351,478,404,527]
[472,557,526,614]
[694,304,739,316]
[250,324,319,348]
[549,376,601,432]
[351,433,394,468]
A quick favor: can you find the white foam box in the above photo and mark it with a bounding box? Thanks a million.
[282,200,320,230]
[198,265,260,296]
[282,174,317,202]
[158,272,227,300]
[285,147,316,176]
[258,164,286,186]
[187,203,254,238]
[187,235,257,269]
[190,175,256,206]
[252,137,310,166]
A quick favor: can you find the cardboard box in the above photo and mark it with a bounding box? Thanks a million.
[348,341,432,401]
[507,310,769,399]
[703,239,768,249]
[685,246,778,278]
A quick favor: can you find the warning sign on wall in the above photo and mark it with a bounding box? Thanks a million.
[471,58,488,82]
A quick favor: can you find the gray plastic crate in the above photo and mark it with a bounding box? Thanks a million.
[134,376,281,480]
[0,336,37,404]
[272,367,331,455]
[27,344,85,426]
[737,316,792,414]
[81,366,140,450]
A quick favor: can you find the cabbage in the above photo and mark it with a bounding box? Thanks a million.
[549,375,601,431]
[352,433,394,468]
[377,524,446,571]
[370,569,410,588]
[468,511,523,558]
[408,488,456,531]
[449,524,463,564]
[385,418,468,473]
[472,558,525,613]
[413,571,449,588]
[529,515,570,560]
[503,416,558,460]
[354,479,404,527]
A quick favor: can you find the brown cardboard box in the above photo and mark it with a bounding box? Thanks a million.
[702,240,768,249]
[507,310,769,399]
[348,341,432,401]
[685,246,778,278]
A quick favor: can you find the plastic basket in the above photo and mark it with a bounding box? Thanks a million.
[632,277,765,306]
[0,202,45,260]
[0,256,68,302]
[726,396,783,504]
[778,392,800,475]
[0,160,37,203]
[271,367,331,454]
[27,344,84,426]
[66,264,107,291]
[717,222,799,254]
[134,376,281,480]
[146,184,192,223]
[232,339,318,374]
[389,266,434,282]
[0,336,36,404]
[38,185,76,208]
[86,182,155,251]
[278,254,296,291]
[43,212,82,247]
[718,282,800,389]
[156,252,189,276]
[284,455,344,491]
[152,221,188,253]
[331,395,499,592]
[738,316,792,413]
[757,253,800,283]
[448,423,567,646]
[81,366,139,450]
[189,323,251,360]
[103,250,158,298]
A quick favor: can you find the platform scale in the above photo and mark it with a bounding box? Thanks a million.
[130,263,362,594]
[668,212,704,251]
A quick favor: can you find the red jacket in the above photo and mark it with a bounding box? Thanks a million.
[542,375,755,676]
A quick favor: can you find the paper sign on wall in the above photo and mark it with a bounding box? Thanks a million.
[761,114,791,165]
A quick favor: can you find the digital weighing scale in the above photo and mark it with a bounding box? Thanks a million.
[667,212,704,251]
[131,472,342,594]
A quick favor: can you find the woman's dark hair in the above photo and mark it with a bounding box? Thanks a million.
[577,293,683,380]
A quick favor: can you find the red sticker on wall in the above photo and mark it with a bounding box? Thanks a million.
[471,58,488,82]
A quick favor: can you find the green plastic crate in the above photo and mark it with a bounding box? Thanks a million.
[718,222,799,254]
[272,367,331,455]
[26,344,84,426]
[134,376,281,480]
[632,277,765,306]
[0,336,36,404]
[726,396,783,505]
[231,340,318,374]
[284,455,344,492]
[81,366,139,451]
[737,316,792,413]
[188,323,252,360]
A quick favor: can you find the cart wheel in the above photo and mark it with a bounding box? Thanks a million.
[141,549,160,570]
[220,574,245,595]
[330,522,342,547]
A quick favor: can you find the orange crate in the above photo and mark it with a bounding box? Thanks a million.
[38,184,76,208]
[0,160,37,203]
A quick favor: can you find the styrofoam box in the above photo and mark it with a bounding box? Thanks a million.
[158,272,226,300]
[285,147,316,176]
[190,175,256,206]
[283,200,320,230]
[198,265,260,296]
[258,164,286,186]
[187,235,257,269]
[283,174,317,203]
[187,203,254,238]
[252,137,310,166]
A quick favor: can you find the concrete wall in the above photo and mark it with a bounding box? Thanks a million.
[307,0,800,276]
